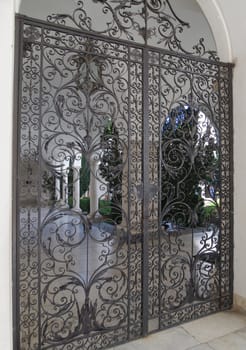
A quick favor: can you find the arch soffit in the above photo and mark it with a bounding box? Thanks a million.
[196,0,232,62]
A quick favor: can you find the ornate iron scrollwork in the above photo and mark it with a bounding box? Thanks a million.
[47,0,218,60]
[15,1,233,349]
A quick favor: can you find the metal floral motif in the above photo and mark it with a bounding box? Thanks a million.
[47,0,218,59]
[41,210,128,342]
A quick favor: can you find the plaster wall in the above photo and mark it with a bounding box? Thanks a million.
[197,0,232,62]
[215,0,246,304]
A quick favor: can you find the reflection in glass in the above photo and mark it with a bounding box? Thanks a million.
[19,40,143,347]
[161,104,219,229]
[160,104,220,305]
[99,119,123,224]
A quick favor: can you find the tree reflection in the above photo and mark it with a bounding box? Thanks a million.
[161,105,219,228]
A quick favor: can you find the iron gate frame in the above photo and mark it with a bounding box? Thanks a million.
[13,11,234,350]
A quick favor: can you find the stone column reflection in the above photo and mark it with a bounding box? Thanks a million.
[61,167,69,208]
[53,161,61,203]
[55,175,61,202]
[72,154,82,211]
[89,153,104,218]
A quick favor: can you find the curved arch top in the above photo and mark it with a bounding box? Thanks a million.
[197,0,232,62]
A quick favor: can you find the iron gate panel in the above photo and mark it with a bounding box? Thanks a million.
[147,50,233,331]
[16,18,145,349]
[14,10,233,350]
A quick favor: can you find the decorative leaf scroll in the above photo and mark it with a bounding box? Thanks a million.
[47,0,218,60]
[41,210,128,344]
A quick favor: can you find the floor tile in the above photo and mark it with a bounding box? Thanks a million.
[188,344,214,350]
[208,327,246,350]
[114,344,136,350]
[182,311,246,343]
[115,327,198,350]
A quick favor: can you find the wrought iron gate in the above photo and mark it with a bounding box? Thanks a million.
[14,2,233,349]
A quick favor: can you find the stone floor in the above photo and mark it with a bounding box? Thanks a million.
[110,311,246,350]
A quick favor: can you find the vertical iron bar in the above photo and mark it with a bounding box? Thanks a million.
[158,51,162,331]
[38,26,44,349]
[142,47,150,336]
[127,45,131,341]
[218,65,223,309]
[144,0,147,46]
[13,16,24,350]
[191,77,194,306]
[228,64,234,303]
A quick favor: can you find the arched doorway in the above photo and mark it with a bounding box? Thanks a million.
[14,1,233,349]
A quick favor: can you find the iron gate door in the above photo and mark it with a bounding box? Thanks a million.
[14,5,233,350]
